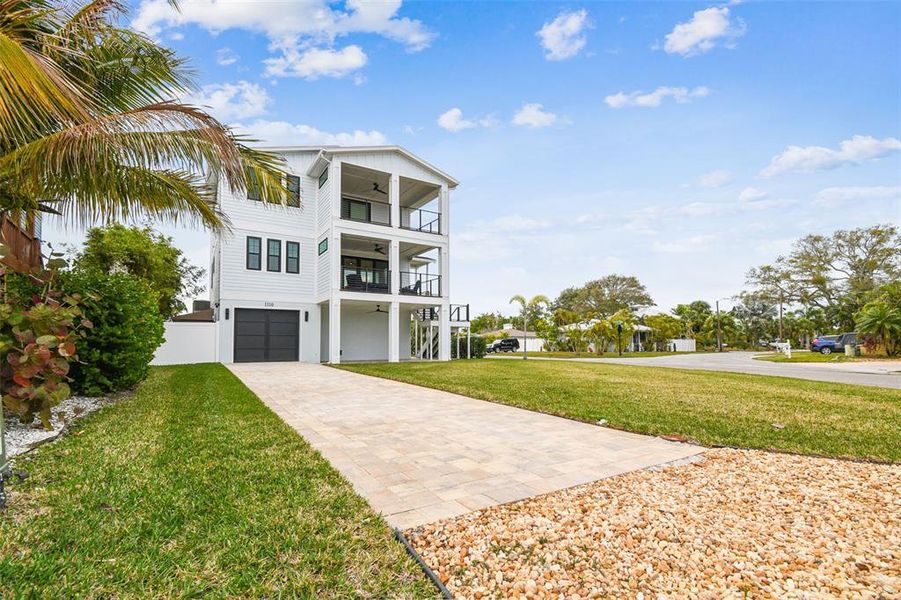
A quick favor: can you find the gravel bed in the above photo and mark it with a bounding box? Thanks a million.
[406,449,900,599]
[3,395,112,458]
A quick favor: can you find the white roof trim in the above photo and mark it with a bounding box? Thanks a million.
[267,145,458,188]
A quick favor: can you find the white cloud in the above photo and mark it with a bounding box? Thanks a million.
[181,81,271,121]
[738,187,768,203]
[815,185,901,205]
[761,135,901,177]
[264,45,367,79]
[437,108,496,132]
[652,233,721,254]
[216,47,239,66]
[663,6,746,57]
[537,9,590,61]
[605,86,709,108]
[132,0,434,79]
[696,169,733,188]
[512,103,559,128]
[233,119,388,146]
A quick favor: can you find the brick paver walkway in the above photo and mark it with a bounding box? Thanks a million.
[228,363,704,529]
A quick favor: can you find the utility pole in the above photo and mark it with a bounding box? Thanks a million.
[716,299,723,353]
[778,291,784,342]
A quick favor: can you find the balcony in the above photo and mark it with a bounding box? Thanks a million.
[400,272,441,297]
[341,267,390,294]
[401,207,441,235]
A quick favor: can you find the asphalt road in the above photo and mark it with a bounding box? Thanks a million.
[492,352,901,390]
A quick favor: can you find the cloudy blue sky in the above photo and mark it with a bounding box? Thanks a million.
[45,1,901,314]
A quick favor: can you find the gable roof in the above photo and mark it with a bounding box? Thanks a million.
[269,145,458,188]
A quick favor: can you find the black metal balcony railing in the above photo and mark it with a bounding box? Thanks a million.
[415,307,439,321]
[341,197,391,227]
[401,207,441,234]
[342,267,390,293]
[400,272,441,297]
[449,304,470,322]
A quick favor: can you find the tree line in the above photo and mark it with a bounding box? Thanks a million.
[473,224,900,355]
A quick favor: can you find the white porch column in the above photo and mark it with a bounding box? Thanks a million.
[439,246,450,299]
[331,231,342,290]
[328,297,341,364]
[389,239,399,295]
[439,302,451,361]
[439,184,449,235]
[389,173,400,228]
[467,327,471,359]
[388,301,400,362]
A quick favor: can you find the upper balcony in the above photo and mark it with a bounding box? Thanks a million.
[338,233,443,298]
[339,162,444,235]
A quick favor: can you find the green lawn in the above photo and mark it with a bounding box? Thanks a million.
[754,352,897,363]
[0,364,435,598]
[339,360,901,463]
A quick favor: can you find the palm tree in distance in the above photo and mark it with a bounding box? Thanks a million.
[0,0,289,235]
[509,294,550,359]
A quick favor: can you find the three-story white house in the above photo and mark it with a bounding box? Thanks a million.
[208,145,469,364]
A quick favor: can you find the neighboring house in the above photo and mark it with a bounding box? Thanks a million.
[0,212,42,272]
[202,145,470,364]
[483,323,546,352]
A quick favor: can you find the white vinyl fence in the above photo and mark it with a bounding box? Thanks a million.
[151,322,219,365]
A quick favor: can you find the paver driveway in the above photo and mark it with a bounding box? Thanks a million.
[228,363,704,529]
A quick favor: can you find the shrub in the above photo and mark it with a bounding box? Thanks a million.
[451,334,486,359]
[60,270,164,396]
[0,262,92,428]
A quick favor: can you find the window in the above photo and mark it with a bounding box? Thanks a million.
[246,237,261,270]
[267,239,281,272]
[286,175,300,207]
[286,241,300,274]
[341,198,371,222]
[318,167,328,188]
[318,238,328,256]
[247,172,262,201]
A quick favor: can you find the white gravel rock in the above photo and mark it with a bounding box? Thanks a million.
[3,395,112,458]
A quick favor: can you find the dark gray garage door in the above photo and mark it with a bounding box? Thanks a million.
[234,309,299,362]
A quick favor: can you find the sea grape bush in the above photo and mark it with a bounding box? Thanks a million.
[0,248,92,428]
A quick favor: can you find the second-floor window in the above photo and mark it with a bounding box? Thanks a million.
[267,239,281,272]
[286,241,300,274]
[246,237,261,270]
[318,238,328,255]
[247,171,262,201]
[318,167,328,188]
[286,175,300,207]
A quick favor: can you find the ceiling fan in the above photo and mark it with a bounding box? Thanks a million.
[370,304,388,315]
[373,243,386,255]
[372,182,388,195]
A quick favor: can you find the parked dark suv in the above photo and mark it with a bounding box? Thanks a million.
[487,338,520,353]
[810,335,839,354]
[832,332,857,353]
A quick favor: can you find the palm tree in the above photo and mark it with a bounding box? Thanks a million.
[0,0,288,234]
[509,294,549,359]
[855,301,901,356]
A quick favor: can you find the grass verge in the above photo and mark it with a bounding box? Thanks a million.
[754,352,898,363]
[339,360,900,463]
[0,364,435,598]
